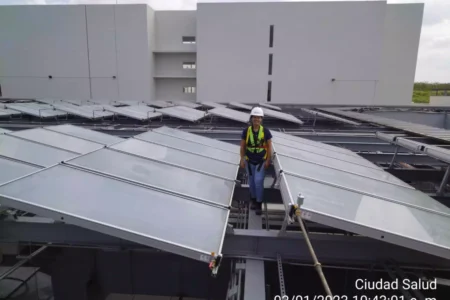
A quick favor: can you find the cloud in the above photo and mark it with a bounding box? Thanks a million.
[1,0,449,82]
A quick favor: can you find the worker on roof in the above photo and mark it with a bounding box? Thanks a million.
[240,106,273,215]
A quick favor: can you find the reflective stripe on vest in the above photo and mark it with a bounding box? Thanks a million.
[245,126,267,159]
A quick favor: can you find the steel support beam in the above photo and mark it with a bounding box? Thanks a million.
[1,221,450,268]
[244,209,266,300]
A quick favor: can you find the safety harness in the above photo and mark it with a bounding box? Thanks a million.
[245,125,267,175]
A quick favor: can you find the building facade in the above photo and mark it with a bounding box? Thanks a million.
[0,1,423,105]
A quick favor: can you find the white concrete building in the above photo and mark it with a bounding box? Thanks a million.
[0,1,423,105]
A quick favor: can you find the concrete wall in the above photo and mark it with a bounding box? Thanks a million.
[115,5,153,101]
[155,78,196,101]
[374,4,423,105]
[0,4,154,101]
[155,53,196,78]
[0,5,91,98]
[196,1,386,105]
[430,96,450,106]
[155,11,196,53]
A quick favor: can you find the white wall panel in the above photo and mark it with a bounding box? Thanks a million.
[0,77,90,99]
[91,78,119,102]
[374,4,424,105]
[155,78,196,102]
[197,2,386,104]
[147,6,156,100]
[0,5,89,77]
[155,53,196,78]
[155,11,196,52]
[86,5,117,78]
[115,5,152,101]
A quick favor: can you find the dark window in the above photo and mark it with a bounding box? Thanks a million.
[267,81,272,102]
[269,25,274,48]
[182,36,196,44]
[268,54,273,75]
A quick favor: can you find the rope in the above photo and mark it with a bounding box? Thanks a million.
[296,209,333,296]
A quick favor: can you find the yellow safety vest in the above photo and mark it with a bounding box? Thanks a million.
[245,126,267,160]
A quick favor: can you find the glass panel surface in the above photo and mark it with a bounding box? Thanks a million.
[0,128,11,133]
[208,107,249,123]
[278,155,448,213]
[273,144,409,187]
[136,132,239,164]
[0,108,21,116]
[0,165,228,256]
[11,128,103,154]
[5,103,66,118]
[228,102,253,110]
[259,103,281,111]
[273,136,379,169]
[284,174,450,256]
[200,102,226,108]
[0,135,77,166]
[171,100,201,109]
[262,108,303,125]
[111,139,238,180]
[46,124,122,145]
[52,103,113,119]
[0,157,39,184]
[153,126,239,153]
[104,105,161,121]
[70,149,234,207]
[271,131,358,157]
[157,106,207,122]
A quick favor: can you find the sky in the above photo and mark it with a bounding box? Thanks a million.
[1,0,449,83]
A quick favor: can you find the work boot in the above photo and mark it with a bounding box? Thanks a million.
[250,198,257,210]
[255,202,262,215]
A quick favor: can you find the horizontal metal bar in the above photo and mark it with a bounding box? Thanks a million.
[1,221,449,267]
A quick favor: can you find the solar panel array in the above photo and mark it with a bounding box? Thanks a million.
[0,125,238,264]
[0,107,21,117]
[321,108,450,142]
[300,108,361,125]
[156,106,208,122]
[272,131,450,260]
[51,102,114,120]
[5,103,67,118]
[103,105,162,121]
[259,103,281,111]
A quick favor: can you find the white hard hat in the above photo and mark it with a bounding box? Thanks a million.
[250,107,264,117]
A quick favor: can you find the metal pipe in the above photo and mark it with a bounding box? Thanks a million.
[388,145,399,169]
[0,245,48,281]
[296,215,333,296]
[438,165,450,195]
